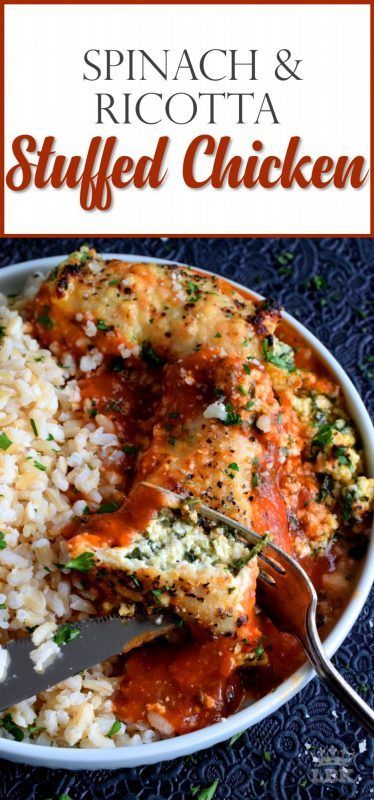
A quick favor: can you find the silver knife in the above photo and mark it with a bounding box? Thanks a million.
[0,613,174,712]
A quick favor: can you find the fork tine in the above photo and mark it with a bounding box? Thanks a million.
[259,570,276,586]
[256,550,285,575]
[184,503,287,577]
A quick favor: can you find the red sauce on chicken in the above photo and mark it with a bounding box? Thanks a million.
[114,637,244,735]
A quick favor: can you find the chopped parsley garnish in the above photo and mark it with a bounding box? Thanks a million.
[47,433,55,441]
[237,384,248,396]
[30,419,38,437]
[228,462,239,472]
[36,307,54,329]
[316,473,333,503]
[229,731,245,746]
[230,556,251,576]
[191,780,219,800]
[342,491,354,522]
[0,532,6,550]
[263,750,271,762]
[106,720,121,738]
[98,501,120,514]
[109,278,120,286]
[33,460,47,471]
[123,444,138,455]
[252,472,260,488]
[152,589,164,603]
[127,546,143,560]
[27,724,46,737]
[214,332,222,338]
[223,403,242,426]
[186,550,199,563]
[1,714,24,741]
[96,319,113,332]
[249,531,270,560]
[275,251,293,266]
[254,644,265,660]
[312,423,333,449]
[310,275,327,291]
[69,244,91,265]
[245,401,255,411]
[141,342,166,368]
[0,603,6,609]
[53,624,80,646]
[0,433,12,451]
[334,446,352,466]
[243,363,251,375]
[186,280,201,304]
[64,552,95,572]
[263,336,295,372]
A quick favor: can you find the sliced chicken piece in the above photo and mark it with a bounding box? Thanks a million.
[74,505,260,643]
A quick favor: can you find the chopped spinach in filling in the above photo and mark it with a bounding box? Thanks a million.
[123,510,263,575]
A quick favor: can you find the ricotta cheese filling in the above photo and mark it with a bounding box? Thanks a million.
[101,510,255,574]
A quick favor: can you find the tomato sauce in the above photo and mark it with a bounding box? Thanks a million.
[251,492,290,553]
[243,618,305,698]
[114,636,244,735]
[66,482,174,550]
[79,366,161,445]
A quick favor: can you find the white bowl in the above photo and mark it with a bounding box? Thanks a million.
[0,254,373,771]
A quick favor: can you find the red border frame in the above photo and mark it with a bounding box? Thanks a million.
[0,0,372,238]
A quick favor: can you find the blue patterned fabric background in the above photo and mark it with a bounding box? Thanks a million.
[0,237,372,800]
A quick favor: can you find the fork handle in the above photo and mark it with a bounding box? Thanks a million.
[301,612,374,736]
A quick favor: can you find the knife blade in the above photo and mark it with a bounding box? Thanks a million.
[0,613,174,712]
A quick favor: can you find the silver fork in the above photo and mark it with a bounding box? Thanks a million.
[142,482,374,735]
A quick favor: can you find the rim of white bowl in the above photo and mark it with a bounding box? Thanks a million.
[0,254,372,771]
